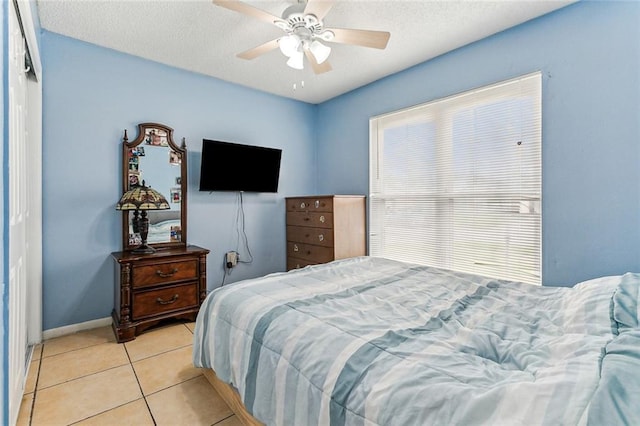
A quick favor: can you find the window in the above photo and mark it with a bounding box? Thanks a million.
[369,73,541,285]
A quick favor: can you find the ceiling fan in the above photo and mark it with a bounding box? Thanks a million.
[212,0,391,74]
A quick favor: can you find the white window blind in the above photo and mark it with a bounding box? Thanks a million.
[370,72,541,285]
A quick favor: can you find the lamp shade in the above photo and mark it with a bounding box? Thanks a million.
[309,40,331,64]
[286,51,304,70]
[279,35,301,58]
[116,183,170,211]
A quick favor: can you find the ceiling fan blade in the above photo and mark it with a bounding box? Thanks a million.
[304,0,334,21]
[212,0,280,25]
[304,48,332,74]
[327,28,390,49]
[237,39,280,60]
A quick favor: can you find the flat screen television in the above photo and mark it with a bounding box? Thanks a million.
[199,139,282,193]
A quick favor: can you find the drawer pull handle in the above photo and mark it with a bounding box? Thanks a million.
[156,294,179,305]
[318,234,324,242]
[319,215,325,223]
[156,268,178,278]
[315,200,320,208]
[294,244,299,252]
[300,202,306,208]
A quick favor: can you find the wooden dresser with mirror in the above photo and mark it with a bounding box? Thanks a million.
[111,122,209,343]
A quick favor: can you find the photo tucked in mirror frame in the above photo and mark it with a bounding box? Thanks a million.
[121,122,187,251]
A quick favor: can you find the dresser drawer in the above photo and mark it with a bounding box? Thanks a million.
[286,211,333,229]
[287,241,334,263]
[287,256,319,271]
[287,197,333,213]
[132,259,198,288]
[287,225,334,247]
[132,282,198,320]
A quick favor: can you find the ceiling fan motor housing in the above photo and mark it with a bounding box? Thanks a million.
[275,7,334,43]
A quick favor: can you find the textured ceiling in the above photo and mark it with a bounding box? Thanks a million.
[36,0,576,104]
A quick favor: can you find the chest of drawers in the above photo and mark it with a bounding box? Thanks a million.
[111,245,209,342]
[285,195,365,271]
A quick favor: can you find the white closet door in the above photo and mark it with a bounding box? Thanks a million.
[8,1,29,424]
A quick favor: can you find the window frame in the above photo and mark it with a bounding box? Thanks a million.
[369,72,542,285]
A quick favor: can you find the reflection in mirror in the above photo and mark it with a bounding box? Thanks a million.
[121,123,187,251]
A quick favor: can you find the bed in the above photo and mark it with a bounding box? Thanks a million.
[192,256,640,425]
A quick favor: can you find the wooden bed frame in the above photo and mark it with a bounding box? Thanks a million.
[202,369,263,426]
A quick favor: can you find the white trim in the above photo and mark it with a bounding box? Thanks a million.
[26,72,42,346]
[15,0,42,81]
[371,71,542,122]
[42,317,112,341]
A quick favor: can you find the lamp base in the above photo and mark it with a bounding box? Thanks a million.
[132,244,156,254]
[132,210,155,254]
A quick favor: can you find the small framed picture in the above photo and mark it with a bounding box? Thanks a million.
[170,187,181,203]
[128,157,139,171]
[128,171,141,189]
[169,151,181,165]
[145,128,169,146]
[170,225,182,242]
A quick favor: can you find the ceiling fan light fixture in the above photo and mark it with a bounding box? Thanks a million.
[279,34,300,57]
[286,51,304,70]
[309,40,331,64]
[317,30,335,42]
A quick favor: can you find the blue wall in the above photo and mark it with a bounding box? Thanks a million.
[40,1,640,331]
[41,32,317,330]
[316,1,640,286]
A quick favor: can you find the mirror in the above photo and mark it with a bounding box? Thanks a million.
[121,122,187,251]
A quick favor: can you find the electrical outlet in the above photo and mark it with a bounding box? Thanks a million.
[225,251,238,268]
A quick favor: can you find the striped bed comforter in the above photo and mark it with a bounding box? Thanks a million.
[192,256,640,426]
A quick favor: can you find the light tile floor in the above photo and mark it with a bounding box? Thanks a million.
[17,321,243,426]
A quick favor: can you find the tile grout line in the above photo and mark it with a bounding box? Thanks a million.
[144,374,205,399]
[41,341,106,360]
[40,329,116,360]
[123,340,159,425]
[66,398,149,426]
[35,361,132,392]
[211,413,236,425]
[27,344,44,426]
[128,342,193,363]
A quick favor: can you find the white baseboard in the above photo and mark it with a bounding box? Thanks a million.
[42,317,112,341]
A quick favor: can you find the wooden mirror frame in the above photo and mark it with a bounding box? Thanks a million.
[121,122,187,251]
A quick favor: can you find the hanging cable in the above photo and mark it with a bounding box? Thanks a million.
[221,192,254,286]
[235,192,254,264]
[221,254,229,286]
